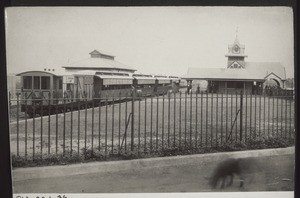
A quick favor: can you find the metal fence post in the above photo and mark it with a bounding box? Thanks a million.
[16,93,19,156]
[9,92,11,121]
[131,90,135,151]
[240,90,243,142]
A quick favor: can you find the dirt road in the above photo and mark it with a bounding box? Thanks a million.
[13,151,294,193]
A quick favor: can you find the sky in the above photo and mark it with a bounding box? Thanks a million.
[5,7,294,78]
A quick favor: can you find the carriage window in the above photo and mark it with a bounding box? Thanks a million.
[41,76,50,89]
[33,76,40,89]
[66,84,73,91]
[59,78,63,89]
[23,76,32,89]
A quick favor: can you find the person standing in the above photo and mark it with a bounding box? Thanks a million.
[187,83,191,95]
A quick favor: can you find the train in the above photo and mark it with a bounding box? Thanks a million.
[17,70,181,117]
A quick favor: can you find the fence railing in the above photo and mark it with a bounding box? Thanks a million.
[8,90,295,160]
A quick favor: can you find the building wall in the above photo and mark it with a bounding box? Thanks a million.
[215,81,254,94]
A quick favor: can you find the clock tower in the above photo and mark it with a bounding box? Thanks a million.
[225,36,248,68]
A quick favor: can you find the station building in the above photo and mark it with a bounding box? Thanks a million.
[63,50,136,74]
[182,37,287,94]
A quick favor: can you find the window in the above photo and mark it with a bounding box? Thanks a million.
[23,76,32,89]
[237,82,244,88]
[66,84,74,91]
[59,78,63,89]
[33,76,40,89]
[227,81,235,88]
[41,76,50,90]
[227,81,243,89]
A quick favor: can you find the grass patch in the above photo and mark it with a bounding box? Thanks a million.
[11,137,294,168]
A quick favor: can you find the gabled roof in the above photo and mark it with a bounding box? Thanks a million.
[245,62,286,79]
[63,50,136,72]
[62,57,136,72]
[228,37,245,49]
[182,62,286,81]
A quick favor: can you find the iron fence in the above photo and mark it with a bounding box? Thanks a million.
[9,90,295,160]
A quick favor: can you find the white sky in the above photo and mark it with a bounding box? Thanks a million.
[5,7,294,78]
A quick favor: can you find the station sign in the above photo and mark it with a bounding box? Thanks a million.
[63,75,75,84]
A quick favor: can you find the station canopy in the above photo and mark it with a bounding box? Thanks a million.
[182,62,286,81]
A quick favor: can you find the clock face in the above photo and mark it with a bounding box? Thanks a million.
[233,45,240,53]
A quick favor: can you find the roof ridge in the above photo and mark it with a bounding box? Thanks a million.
[245,61,282,64]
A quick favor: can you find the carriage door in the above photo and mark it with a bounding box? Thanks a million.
[63,75,75,102]
[94,76,102,98]
[21,76,33,105]
[75,76,85,101]
[40,76,51,105]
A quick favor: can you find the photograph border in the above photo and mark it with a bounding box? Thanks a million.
[0,0,297,198]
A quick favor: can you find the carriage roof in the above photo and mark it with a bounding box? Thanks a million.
[16,70,65,77]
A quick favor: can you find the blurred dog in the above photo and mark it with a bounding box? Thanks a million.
[208,157,257,189]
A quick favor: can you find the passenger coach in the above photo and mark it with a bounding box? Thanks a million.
[17,70,178,116]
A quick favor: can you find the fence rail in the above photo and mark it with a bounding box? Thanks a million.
[9,90,295,160]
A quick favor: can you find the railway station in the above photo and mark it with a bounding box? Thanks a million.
[182,36,287,94]
[16,49,181,116]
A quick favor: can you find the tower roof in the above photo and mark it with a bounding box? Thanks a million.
[225,36,247,57]
[233,36,240,45]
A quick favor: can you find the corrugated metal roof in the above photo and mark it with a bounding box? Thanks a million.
[245,62,286,79]
[133,76,156,80]
[95,74,133,80]
[182,62,286,81]
[63,57,136,71]
[72,70,97,75]
[95,74,133,85]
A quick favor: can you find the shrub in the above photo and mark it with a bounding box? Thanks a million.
[11,137,294,168]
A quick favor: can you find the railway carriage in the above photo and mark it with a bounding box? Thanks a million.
[168,75,181,93]
[17,70,178,116]
[17,70,64,116]
[94,71,134,98]
[132,74,156,96]
[154,75,172,94]
[63,71,134,100]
